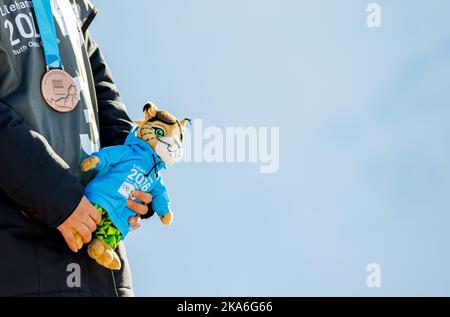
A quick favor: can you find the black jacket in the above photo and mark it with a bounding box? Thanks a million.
[0,0,152,296]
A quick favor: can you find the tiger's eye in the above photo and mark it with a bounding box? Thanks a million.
[154,127,165,137]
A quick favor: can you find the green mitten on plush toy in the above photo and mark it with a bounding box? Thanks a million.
[78,102,190,270]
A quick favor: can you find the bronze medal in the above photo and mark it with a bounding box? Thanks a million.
[41,69,80,112]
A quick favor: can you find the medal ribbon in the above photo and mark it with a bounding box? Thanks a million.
[32,0,63,69]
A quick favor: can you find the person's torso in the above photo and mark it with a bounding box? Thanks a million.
[0,0,100,185]
[0,1,134,296]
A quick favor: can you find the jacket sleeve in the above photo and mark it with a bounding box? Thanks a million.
[85,32,133,148]
[92,145,131,171]
[0,99,85,228]
[151,176,171,218]
[86,32,155,219]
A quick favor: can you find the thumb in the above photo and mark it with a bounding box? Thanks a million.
[62,230,78,253]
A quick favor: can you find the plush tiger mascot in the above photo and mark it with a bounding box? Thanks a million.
[78,102,190,270]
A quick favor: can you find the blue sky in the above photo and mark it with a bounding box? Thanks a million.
[91,0,450,296]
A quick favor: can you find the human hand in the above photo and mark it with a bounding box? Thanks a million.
[127,191,152,230]
[57,196,101,252]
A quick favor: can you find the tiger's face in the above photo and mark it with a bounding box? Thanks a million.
[136,102,190,165]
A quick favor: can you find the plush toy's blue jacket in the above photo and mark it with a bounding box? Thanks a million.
[85,127,170,237]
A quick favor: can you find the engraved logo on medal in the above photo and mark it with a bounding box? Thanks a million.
[41,69,80,112]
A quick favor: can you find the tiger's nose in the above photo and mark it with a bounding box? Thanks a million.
[169,142,181,151]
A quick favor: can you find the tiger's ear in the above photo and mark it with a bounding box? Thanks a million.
[179,118,192,128]
[133,120,145,126]
[143,102,159,120]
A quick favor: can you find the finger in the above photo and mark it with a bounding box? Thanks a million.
[62,230,78,253]
[89,207,102,225]
[131,191,152,204]
[72,231,84,250]
[75,224,93,244]
[82,217,97,232]
[128,215,141,225]
[127,199,148,215]
[129,216,141,231]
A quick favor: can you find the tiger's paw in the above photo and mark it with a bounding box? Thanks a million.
[87,239,121,270]
[80,156,100,172]
[160,210,173,225]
